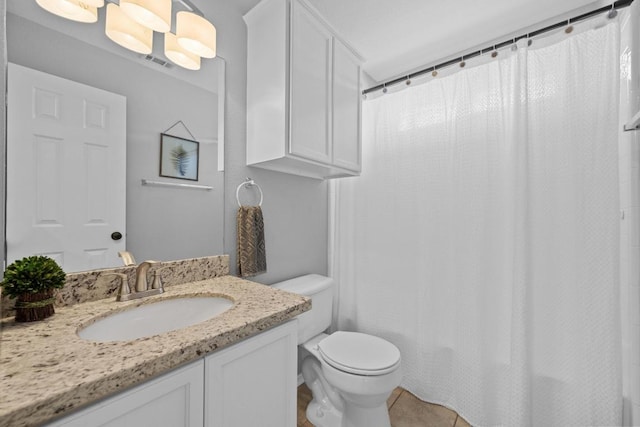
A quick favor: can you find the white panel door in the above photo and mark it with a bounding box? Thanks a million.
[7,63,126,272]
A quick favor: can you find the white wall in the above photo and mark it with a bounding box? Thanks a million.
[6,14,224,264]
[620,3,640,425]
[620,99,640,426]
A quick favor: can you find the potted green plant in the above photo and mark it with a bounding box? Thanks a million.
[1,256,66,322]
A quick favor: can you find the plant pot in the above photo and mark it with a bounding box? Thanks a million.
[15,290,55,322]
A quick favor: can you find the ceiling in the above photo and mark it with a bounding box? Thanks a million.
[236,0,612,84]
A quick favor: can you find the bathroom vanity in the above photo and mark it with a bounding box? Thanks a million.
[0,274,310,427]
[48,321,298,427]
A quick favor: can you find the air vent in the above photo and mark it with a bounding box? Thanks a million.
[140,54,174,69]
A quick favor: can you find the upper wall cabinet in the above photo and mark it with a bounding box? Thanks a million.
[245,0,363,179]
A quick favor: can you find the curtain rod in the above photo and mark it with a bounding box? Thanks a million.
[362,0,634,95]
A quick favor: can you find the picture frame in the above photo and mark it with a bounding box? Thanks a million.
[159,133,199,181]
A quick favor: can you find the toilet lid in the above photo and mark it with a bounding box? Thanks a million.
[317,331,401,376]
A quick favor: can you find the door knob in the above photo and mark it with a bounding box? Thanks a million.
[111,231,123,241]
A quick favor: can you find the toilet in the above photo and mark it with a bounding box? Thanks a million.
[273,274,401,427]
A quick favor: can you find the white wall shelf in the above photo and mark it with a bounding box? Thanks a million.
[141,179,212,191]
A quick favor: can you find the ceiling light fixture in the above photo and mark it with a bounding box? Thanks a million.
[165,32,201,70]
[176,11,216,58]
[35,0,100,23]
[34,0,216,70]
[120,0,172,33]
[105,3,153,54]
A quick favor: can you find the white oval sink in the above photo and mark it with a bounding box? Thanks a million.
[78,296,234,342]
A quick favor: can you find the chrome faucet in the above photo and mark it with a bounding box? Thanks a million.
[135,261,157,292]
[118,251,137,266]
[104,261,164,302]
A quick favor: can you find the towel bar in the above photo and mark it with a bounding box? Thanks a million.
[236,178,263,207]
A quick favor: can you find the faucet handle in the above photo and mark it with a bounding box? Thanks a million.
[151,271,164,292]
[101,273,130,301]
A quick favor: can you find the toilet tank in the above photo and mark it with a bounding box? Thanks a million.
[272,274,334,344]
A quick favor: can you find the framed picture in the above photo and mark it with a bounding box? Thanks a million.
[159,133,199,181]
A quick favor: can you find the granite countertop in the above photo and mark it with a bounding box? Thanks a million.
[0,275,310,427]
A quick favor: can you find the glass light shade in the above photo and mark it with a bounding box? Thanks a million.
[35,0,98,23]
[176,11,216,58]
[165,33,201,70]
[79,0,103,6]
[105,3,153,55]
[120,0,172,33]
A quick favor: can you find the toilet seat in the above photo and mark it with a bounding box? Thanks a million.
[318,331,401,376]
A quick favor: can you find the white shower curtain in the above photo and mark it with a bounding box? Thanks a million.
[331,15,622,427]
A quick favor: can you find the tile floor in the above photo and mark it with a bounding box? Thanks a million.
[297,384,472,427]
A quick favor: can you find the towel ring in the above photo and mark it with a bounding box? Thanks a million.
[236,178,263,207]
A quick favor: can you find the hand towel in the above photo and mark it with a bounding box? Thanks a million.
[237,206,267,277]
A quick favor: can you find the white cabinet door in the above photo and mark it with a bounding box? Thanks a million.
[288,0,332,164]
[205,321,298,427]
[47,361,204,427]
[332,39,361,172]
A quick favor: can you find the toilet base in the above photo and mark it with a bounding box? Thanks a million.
[301,351,399,427]
[303,354,344,427]
[306,398,343,427]
[341,392,391,427]
[306,393,391,427]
